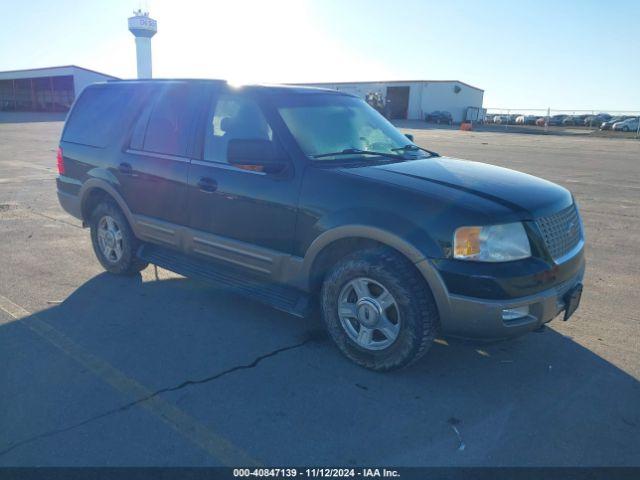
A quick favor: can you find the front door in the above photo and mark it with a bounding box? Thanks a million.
[186,90,301,271]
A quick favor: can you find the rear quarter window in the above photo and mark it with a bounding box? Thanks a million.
[62,85,136,148]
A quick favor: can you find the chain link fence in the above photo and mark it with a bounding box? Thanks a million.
[483,108,640,137]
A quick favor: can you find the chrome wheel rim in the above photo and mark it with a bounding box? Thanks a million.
[97,215,124,263]
[338,277,401,351]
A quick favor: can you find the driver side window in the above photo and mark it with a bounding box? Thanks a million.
[204,94,273,164]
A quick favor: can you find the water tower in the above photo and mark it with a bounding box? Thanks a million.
[128,9,157,79]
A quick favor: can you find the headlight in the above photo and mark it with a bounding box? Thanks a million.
[453,222,531,262]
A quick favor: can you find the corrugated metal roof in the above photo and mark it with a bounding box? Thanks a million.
[0,65,119,79]
[292,79,484,92]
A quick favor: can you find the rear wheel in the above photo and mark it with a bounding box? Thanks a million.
[320,248,439,371]
[90,201,148,275]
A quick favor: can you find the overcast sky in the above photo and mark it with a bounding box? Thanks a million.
[1,0,639,110]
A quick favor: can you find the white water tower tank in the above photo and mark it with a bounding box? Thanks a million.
[128,10,157,79]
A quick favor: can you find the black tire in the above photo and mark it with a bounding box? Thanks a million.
[320,248,439,371]
[89,200,148,275]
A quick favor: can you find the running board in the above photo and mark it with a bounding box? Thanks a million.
[137,243,312,318]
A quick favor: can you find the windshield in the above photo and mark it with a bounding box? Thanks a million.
[276,94,424,161]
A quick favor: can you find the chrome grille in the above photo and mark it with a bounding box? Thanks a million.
[536,204,582,261]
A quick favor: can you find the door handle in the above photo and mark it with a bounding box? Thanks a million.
[118,162,133,175]
[197,177,217,193]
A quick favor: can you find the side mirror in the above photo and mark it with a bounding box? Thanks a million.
[405,133,414,142]
[227,139,288,174]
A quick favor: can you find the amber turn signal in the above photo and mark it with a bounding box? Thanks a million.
[454,226,482,259]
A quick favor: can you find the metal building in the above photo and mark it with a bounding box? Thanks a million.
[0,65,118,113]
[296,80,484,123]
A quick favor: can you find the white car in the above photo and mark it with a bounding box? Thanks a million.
[612,117,639,132]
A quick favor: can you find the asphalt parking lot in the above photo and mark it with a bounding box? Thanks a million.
[1,121,639,467]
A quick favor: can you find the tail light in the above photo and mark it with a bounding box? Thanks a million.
[56,147,65,175]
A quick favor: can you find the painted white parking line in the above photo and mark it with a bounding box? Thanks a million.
[0,294,260,466]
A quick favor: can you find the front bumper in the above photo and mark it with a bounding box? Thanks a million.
[415,249,585,339]
[442,267,584,339]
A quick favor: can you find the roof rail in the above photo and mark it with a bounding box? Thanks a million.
[106,78,227,84]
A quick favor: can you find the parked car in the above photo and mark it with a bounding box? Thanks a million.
[547,115,567,126]
[425,110,453,125]
[612,117,639,132]
[56,79,585,371]
[600,117,619,130]
[601,116,632,130]
[583,116,600,127]
[563,115,588,126]
[535,117,547,127]
[583,114,611,128]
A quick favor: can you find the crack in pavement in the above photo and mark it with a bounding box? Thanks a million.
[0,337,315,458]
[25,207,83,229]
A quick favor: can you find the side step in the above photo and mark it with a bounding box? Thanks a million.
[137,243,312,318]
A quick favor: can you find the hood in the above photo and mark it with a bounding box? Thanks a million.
[341,157,573,218]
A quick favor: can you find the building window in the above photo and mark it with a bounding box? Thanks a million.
[0,80,14,111]
[14,79,31,111]
[0,75,75,112]
[33,77,50,111]
[51,76,75,112]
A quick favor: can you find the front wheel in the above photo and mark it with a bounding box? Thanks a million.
[320,248,439,371]
[90,201,148,275]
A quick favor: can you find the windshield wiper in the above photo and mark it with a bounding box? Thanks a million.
[391,144,440,157]
[312,148,404,160]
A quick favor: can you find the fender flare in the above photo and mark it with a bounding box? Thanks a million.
[296,224,452,325]
[301,224,427,276]
[78,178,135,228]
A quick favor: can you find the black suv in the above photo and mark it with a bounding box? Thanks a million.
[56,80,585,371]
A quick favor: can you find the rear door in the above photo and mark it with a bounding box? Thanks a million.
[116,83,207,245]
[185,89,301,269]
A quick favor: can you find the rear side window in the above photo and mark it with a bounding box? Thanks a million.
[63,85,135,148]
[129,103,152,151]
[142,85,200,157]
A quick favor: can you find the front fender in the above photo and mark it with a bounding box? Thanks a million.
[294,206,444,289]
[299,207,443,261]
